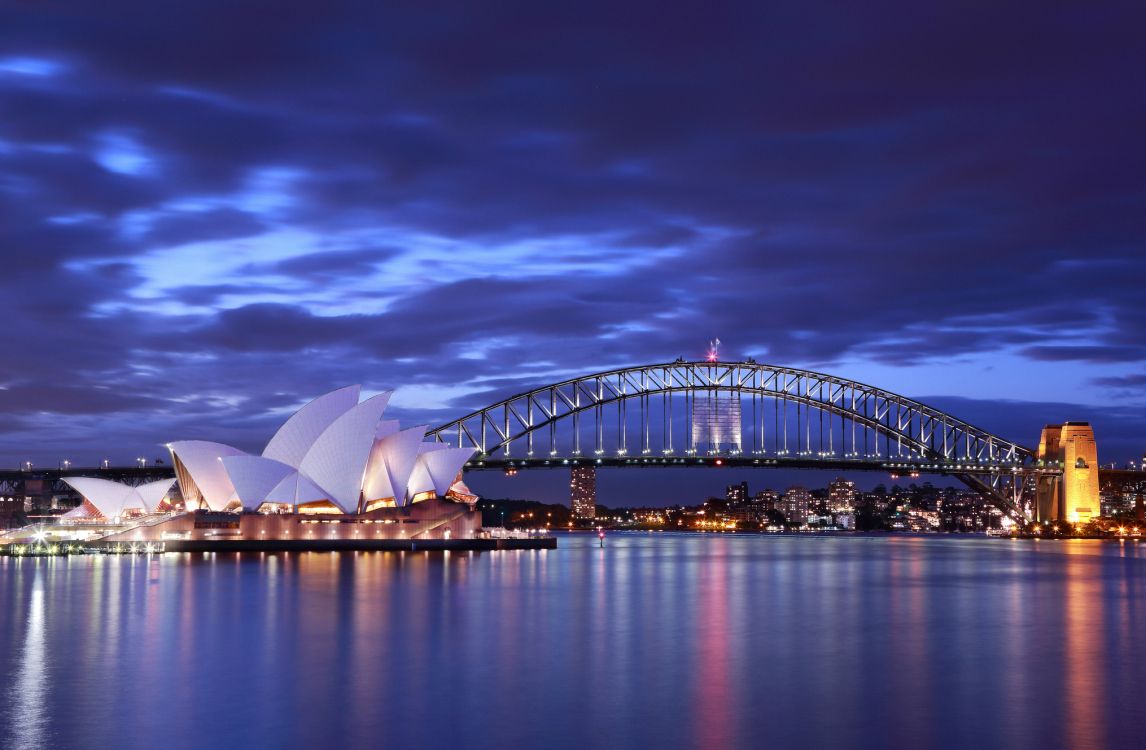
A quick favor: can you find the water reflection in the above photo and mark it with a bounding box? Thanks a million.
[10,567,48,750]
[1,537,1145,750]
[1065,548,1105,750]
[693,541,732,749]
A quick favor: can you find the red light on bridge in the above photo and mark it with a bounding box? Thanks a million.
[715,459,723,466]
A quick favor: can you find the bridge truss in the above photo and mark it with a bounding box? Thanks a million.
[428,361,1047,521]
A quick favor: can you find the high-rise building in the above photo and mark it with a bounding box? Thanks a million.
[782,486,812,526]
[571,465,597,519]
[726,481,748,505]
[827,477,857,513]
[753,489,780,511]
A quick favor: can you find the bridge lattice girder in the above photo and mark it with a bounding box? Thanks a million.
[427,361,1035,520]
[429,361,1032,461]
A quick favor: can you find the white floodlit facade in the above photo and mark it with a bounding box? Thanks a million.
[298,393,393,513]
[168,387,474,514]
[62,477,176,519]
[219,455,297,509]
[413,445,478,497]
[362,425,426,509]
[168,440,247,511]
[262,385,362,468]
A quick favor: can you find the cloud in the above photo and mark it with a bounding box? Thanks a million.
[0,0,1142,474]
[250,246,400,280]
[140,207,267,247]
[1020,346,1144,364]
[1093,373,1146,389]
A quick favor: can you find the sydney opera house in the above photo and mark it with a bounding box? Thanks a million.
[168,385,475,515]
[60,477,177,521]
[4,386,496,550]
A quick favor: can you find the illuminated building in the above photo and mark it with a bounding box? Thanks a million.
[168,385,474,513]
[782,486,811,525]
[60,477,175,520]
[2,386,484,547]
[753,489,779,510]
[571,465,596,519]
[1035,422,1100,523]
[827,477,856,512]
[726,481,748,505]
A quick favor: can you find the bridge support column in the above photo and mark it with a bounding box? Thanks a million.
[1035,475,1062,522]
[1037,423,1100,524]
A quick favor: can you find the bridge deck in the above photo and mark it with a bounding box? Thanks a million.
[466,455,1050,476]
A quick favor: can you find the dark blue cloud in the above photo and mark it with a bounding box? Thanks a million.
[0,1,1142,499]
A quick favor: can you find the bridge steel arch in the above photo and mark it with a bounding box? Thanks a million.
[427,361,1037,520]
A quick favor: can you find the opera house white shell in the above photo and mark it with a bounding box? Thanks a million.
[61,477,177,520]
[168,386,475,513]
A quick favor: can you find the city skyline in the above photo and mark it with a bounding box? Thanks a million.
[3,5,1146,750]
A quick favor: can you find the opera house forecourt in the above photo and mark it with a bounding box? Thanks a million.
[1,386,555,553]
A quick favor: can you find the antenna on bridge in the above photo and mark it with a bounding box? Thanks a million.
[706,338,721,363]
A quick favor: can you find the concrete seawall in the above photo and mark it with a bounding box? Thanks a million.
[162,537,556,553]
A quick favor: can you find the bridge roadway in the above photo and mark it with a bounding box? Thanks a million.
[0,466,175,484]
[463,454,1055,477]
[5,461,1141,487]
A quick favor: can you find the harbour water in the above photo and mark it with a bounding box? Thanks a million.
[1,533,1144,749]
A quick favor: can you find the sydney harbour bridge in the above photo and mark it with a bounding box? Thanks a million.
[425,359,1129,524]
[3,359,1141,526]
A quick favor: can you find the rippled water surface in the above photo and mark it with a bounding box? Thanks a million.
[2,533,1145,750]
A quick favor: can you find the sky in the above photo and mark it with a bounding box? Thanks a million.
[1,1,1143,504]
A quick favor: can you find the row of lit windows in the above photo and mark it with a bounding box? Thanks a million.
[298,518,421,525]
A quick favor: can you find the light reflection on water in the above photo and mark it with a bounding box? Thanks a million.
[10,573,47,750]
[0,535,1144,750]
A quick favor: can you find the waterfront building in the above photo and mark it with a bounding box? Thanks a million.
[168,385,474,513]
[60,477,176,520]
[827,477,857,512]
[806,512,832,528]
[753,489,779,511]
[1,386,483,547]
[726,481,748,506]
[782,486,811,525]
[571,465,596,519]
[1100,489,1130,518]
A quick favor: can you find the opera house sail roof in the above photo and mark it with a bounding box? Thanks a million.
[61,477,176,520]
[167,386,475,513]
